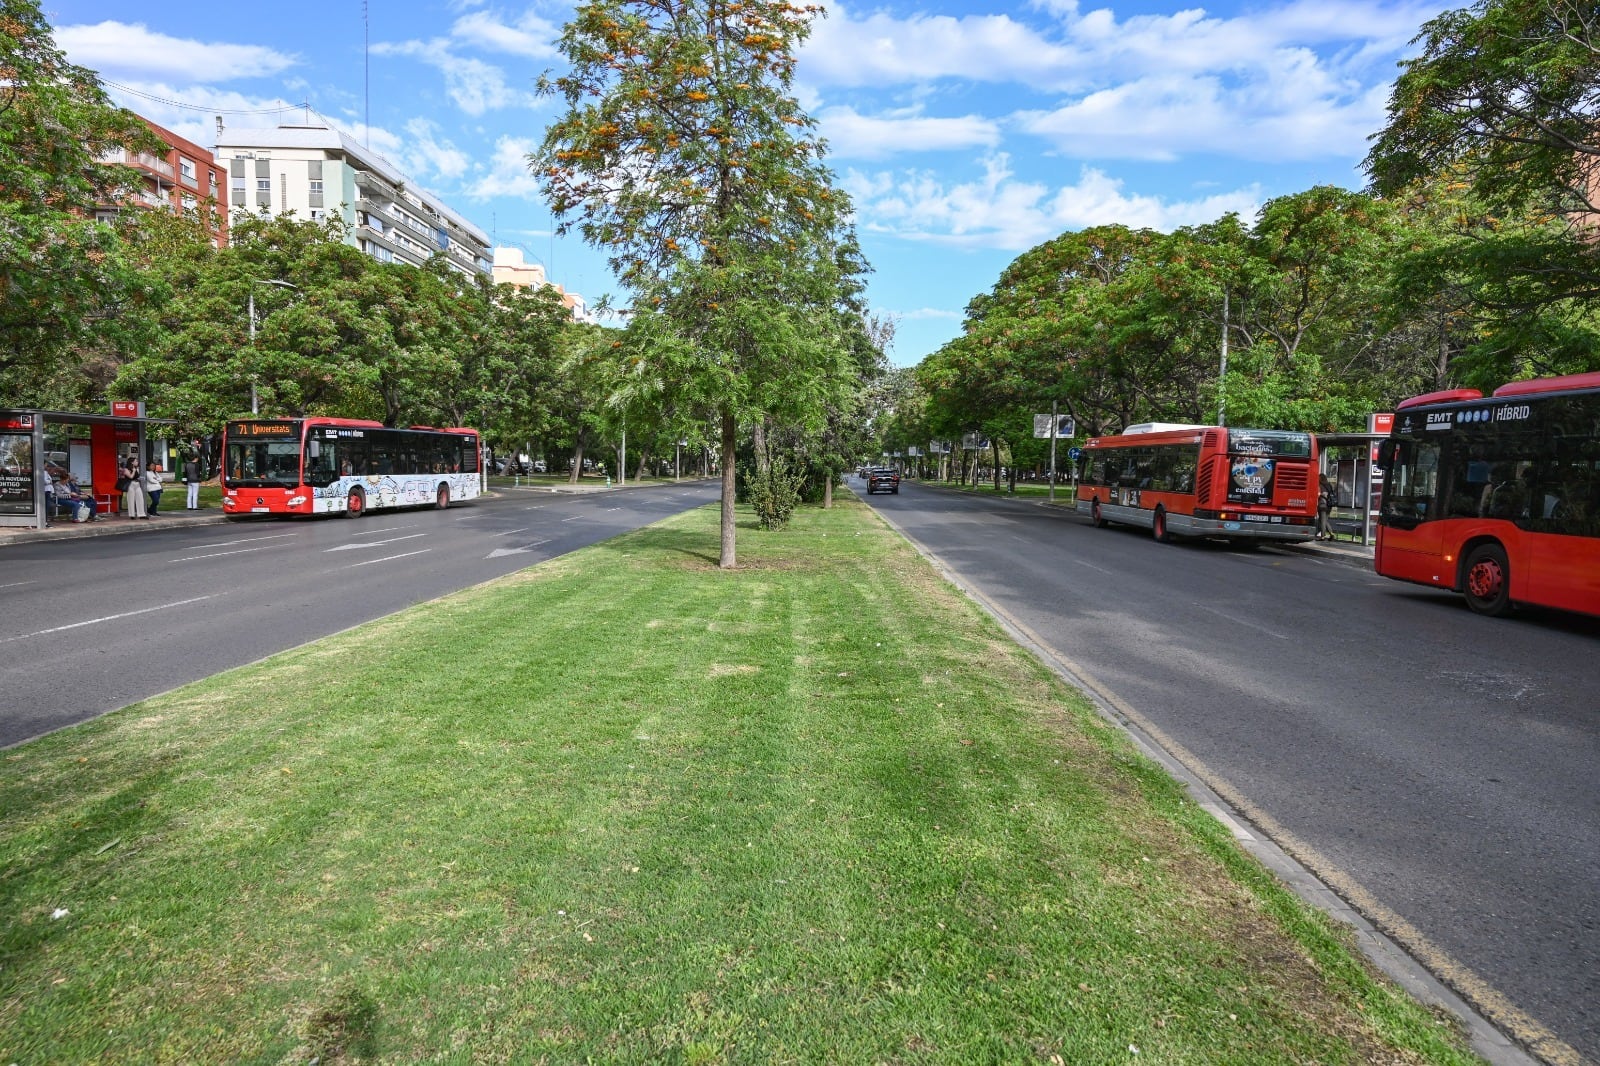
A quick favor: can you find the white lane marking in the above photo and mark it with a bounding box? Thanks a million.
[0,596,215,645]
[185,532,298,549]
[173,547,277,562]
[489,527,529,537]
[0,581,34,590]
[561,515,582,523]
[1072,558,1115,575]
[487,538,551,559]
[326,533,429,552]
[350,524,417,537]
[343,549,431,569]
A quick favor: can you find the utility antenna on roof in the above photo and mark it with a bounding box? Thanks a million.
[364,0,370,147]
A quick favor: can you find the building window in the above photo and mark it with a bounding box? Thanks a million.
[257,179,270,192]
[310,208,326,222]
[180,158,196,180]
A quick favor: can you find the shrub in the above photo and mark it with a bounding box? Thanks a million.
[743,456,806,530]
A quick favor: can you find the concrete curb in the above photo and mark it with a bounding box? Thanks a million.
[0,510,230,550]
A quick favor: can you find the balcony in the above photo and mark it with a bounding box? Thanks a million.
[101,149,175,179]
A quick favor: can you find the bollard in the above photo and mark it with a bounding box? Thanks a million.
[605,476,612,487]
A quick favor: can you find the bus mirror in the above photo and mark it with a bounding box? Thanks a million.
[308,439,321,459]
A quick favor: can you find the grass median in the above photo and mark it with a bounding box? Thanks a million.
[1,497,1478,1064]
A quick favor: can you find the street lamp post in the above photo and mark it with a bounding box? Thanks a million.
[247,279,298,415]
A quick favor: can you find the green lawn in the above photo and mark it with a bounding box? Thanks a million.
[0,500,1477,1064]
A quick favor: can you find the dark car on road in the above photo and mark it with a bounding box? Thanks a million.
[866,468,900,495]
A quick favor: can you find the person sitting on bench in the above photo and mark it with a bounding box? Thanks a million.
[56,474,98,522]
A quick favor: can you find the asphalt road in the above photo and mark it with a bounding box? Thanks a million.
[858,475,1599,1066]
[0,481,720,749]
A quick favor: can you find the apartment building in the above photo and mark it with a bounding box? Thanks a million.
[492,247,592,322]
[214,121,491,279]
[98,117,229,246]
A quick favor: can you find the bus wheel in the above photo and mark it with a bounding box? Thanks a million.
[435,484,450,510]
[1463,544,1513,616]
[1152,506,1172,544]
[1091,499,1107,528]
[345,487,365,519]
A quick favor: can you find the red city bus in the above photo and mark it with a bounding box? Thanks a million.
[222,418,481,518]
[1375,371,1600,617]
[1076,423,1319,543]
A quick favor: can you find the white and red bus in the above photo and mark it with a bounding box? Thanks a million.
[1075,424,1319,543]
[1375,371,1600,617]
[222,418,481,519]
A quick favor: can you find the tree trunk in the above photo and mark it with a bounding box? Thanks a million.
[752,417,769,474]
[635,447,649,482]
[719,406,737,569]
[569,429,586,484]
[992,441,1002,491]
[823,467,833,509]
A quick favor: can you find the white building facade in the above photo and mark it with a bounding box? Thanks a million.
[215,122,491,279]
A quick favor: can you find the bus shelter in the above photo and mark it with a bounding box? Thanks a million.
[0,408,176,529]
[1314,431,1386,546]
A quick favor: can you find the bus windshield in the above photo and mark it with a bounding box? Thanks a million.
[225,436,303,488]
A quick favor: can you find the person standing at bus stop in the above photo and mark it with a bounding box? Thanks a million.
[144,463,165,515]
[123,457,148,519]
[182,454,201,509]
[1316,474,1337,540]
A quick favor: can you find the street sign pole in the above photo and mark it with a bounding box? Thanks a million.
[1049,399,1057,504]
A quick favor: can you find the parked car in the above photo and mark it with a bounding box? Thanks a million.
[866,468,900,495]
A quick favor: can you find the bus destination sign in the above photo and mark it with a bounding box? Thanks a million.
[228,420,298,438]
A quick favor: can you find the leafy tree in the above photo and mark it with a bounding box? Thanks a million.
[1366,0,1600,375]
[534,0,866,567]
[0,0,165,398]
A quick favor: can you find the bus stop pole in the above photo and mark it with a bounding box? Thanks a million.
[1048,399,1057,505]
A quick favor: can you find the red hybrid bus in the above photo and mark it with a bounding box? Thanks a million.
[1375,371,1600,618]
[1075,423,1319,543]
[222,418,481,519]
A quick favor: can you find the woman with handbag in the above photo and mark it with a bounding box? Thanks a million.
[122,458,149,519]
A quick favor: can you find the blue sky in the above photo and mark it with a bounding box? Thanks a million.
[49,0,1451,365]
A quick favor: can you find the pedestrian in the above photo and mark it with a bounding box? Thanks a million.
[59,474,96,521]
[41,465,55,526]
[122,458,148,519]
[182,454,201,509]
[144,463,165,515]
[1316,473,1336,541]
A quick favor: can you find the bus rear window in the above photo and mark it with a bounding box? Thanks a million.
[1228,430,1312,458]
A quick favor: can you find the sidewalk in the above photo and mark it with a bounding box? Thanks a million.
[0,507,229,549]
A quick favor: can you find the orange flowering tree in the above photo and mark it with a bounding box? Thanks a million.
[533,0,868,568]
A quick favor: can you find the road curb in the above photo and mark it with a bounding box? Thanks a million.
[0,512,230,549]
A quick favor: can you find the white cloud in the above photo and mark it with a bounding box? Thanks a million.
[402,119,473,180]
[463,136,545,200]
[805,7,1073,90]
[1013,65,1387,161]
[802,0,1440,92]
[819,106,1000,160]
[844,154,1262,249]
[373,40,541,115]
[56,22,298,82]
[450,10,563,59]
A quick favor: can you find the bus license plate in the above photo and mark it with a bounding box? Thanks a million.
[1242,514,1283,523]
